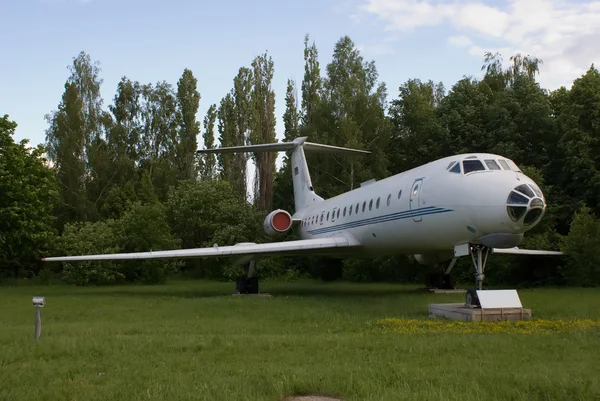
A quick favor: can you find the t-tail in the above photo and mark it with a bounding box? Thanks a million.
[197,137,370,212]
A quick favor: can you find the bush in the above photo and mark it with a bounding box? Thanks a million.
[560,207,600,286]
[57,220,124,286]
[114,202,182,284]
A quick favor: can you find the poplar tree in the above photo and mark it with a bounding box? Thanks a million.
[217,93,237,187]
[201,104,217,180]
[232,67,253,199]
[250,53,276,211]
[176,69,200,181]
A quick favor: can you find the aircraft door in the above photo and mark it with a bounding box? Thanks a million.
[410,179,423,222]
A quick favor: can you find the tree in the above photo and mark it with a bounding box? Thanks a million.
[176,69,201,181]
[232,67,254,199]
[217,93,238,187]
[273,79,300,213]
[107,77,142,186]
[201,104,218,180]
[45,51,108,225]
[554,66,600,218]
[139,81,181,200]
[0,115,58,278]
[301,34,322,127]
[388,79,447,172]
[166,180,265,278]
[250,53,277,211]
[307,35,391,198]
[283,79,300,142]
[45,81,88,225]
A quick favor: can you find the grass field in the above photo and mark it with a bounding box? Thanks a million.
[1,280,600,401]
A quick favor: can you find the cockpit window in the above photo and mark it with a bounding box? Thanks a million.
[530,185,543,198]
[507,160,522,173]
[498,160,510,170]
[463,160,485,174]
[515,184,535,198]
[507,191,529,205]
[447,161,456,170]
[484,160,501,170]
[449,163,461,174]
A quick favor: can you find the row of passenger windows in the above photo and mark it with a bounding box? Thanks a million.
[301,190,403,227]
[447,157,521,174]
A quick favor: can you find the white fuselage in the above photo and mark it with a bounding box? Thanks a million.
[293,153,545,259]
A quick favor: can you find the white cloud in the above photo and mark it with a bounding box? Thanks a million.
[350,14,361,23]
[359,0,600,89]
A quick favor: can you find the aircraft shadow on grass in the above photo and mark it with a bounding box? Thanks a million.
[71,284,430,300]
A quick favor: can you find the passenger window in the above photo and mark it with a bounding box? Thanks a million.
[343,207,346,217]
[387,194,391,206]
[398,190,402,199]
[376,197,380,209]
[463,160,485,174]
[320,214,323,222]
[485,160,501,170]
[327,212,330,221]
[349,205,352,216]
[337,209,340,219]
[450,163,461,173]
[355,203,359,214]
[362,201,366,212]
[498,160,510,170]
[369,199,373,211]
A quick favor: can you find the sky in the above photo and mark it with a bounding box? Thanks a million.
[2,0,599,149]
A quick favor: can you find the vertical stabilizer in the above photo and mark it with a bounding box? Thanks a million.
[289,137,324,211]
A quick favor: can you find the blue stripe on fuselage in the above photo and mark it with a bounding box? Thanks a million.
[306,206,453,236]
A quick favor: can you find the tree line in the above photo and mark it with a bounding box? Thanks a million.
[2,34,600,286]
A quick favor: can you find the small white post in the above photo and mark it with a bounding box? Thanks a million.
[32,296,45,340]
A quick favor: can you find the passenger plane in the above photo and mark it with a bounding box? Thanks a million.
[42,137,562,304]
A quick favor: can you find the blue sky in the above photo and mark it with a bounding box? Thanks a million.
[2,0,598,148]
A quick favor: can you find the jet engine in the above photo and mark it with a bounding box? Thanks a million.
[263,209,293,237]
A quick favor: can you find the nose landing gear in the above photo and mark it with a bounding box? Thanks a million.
[465,244,490,306]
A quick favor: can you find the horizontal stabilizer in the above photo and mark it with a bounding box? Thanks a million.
[197,136,370,156]
[197,141,295,154]
[492,247,564,256]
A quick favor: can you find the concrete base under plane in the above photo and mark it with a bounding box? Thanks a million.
[428,303,532,322]
[231,293,272,297]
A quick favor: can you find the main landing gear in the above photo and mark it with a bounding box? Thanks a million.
[465,244,490,307]
[427,258,457,290]
[235,260,259,294]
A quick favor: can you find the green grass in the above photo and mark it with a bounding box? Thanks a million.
[1,280,600,401]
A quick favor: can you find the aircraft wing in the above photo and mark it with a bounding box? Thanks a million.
[492,247,564,256]
[41,236,360,263]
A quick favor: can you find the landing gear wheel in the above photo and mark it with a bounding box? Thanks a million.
[234,261,259,294]
[442,273,455,290]
[465,289,480,307]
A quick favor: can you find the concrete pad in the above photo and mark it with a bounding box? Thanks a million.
[429,303,532,322]
[284,397,341,401]
[428,288,467,294]
[231,293,272,297]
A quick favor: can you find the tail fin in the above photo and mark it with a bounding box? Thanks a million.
[197,137,369,211]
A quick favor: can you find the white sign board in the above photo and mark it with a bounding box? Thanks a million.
[476,290,522,309]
